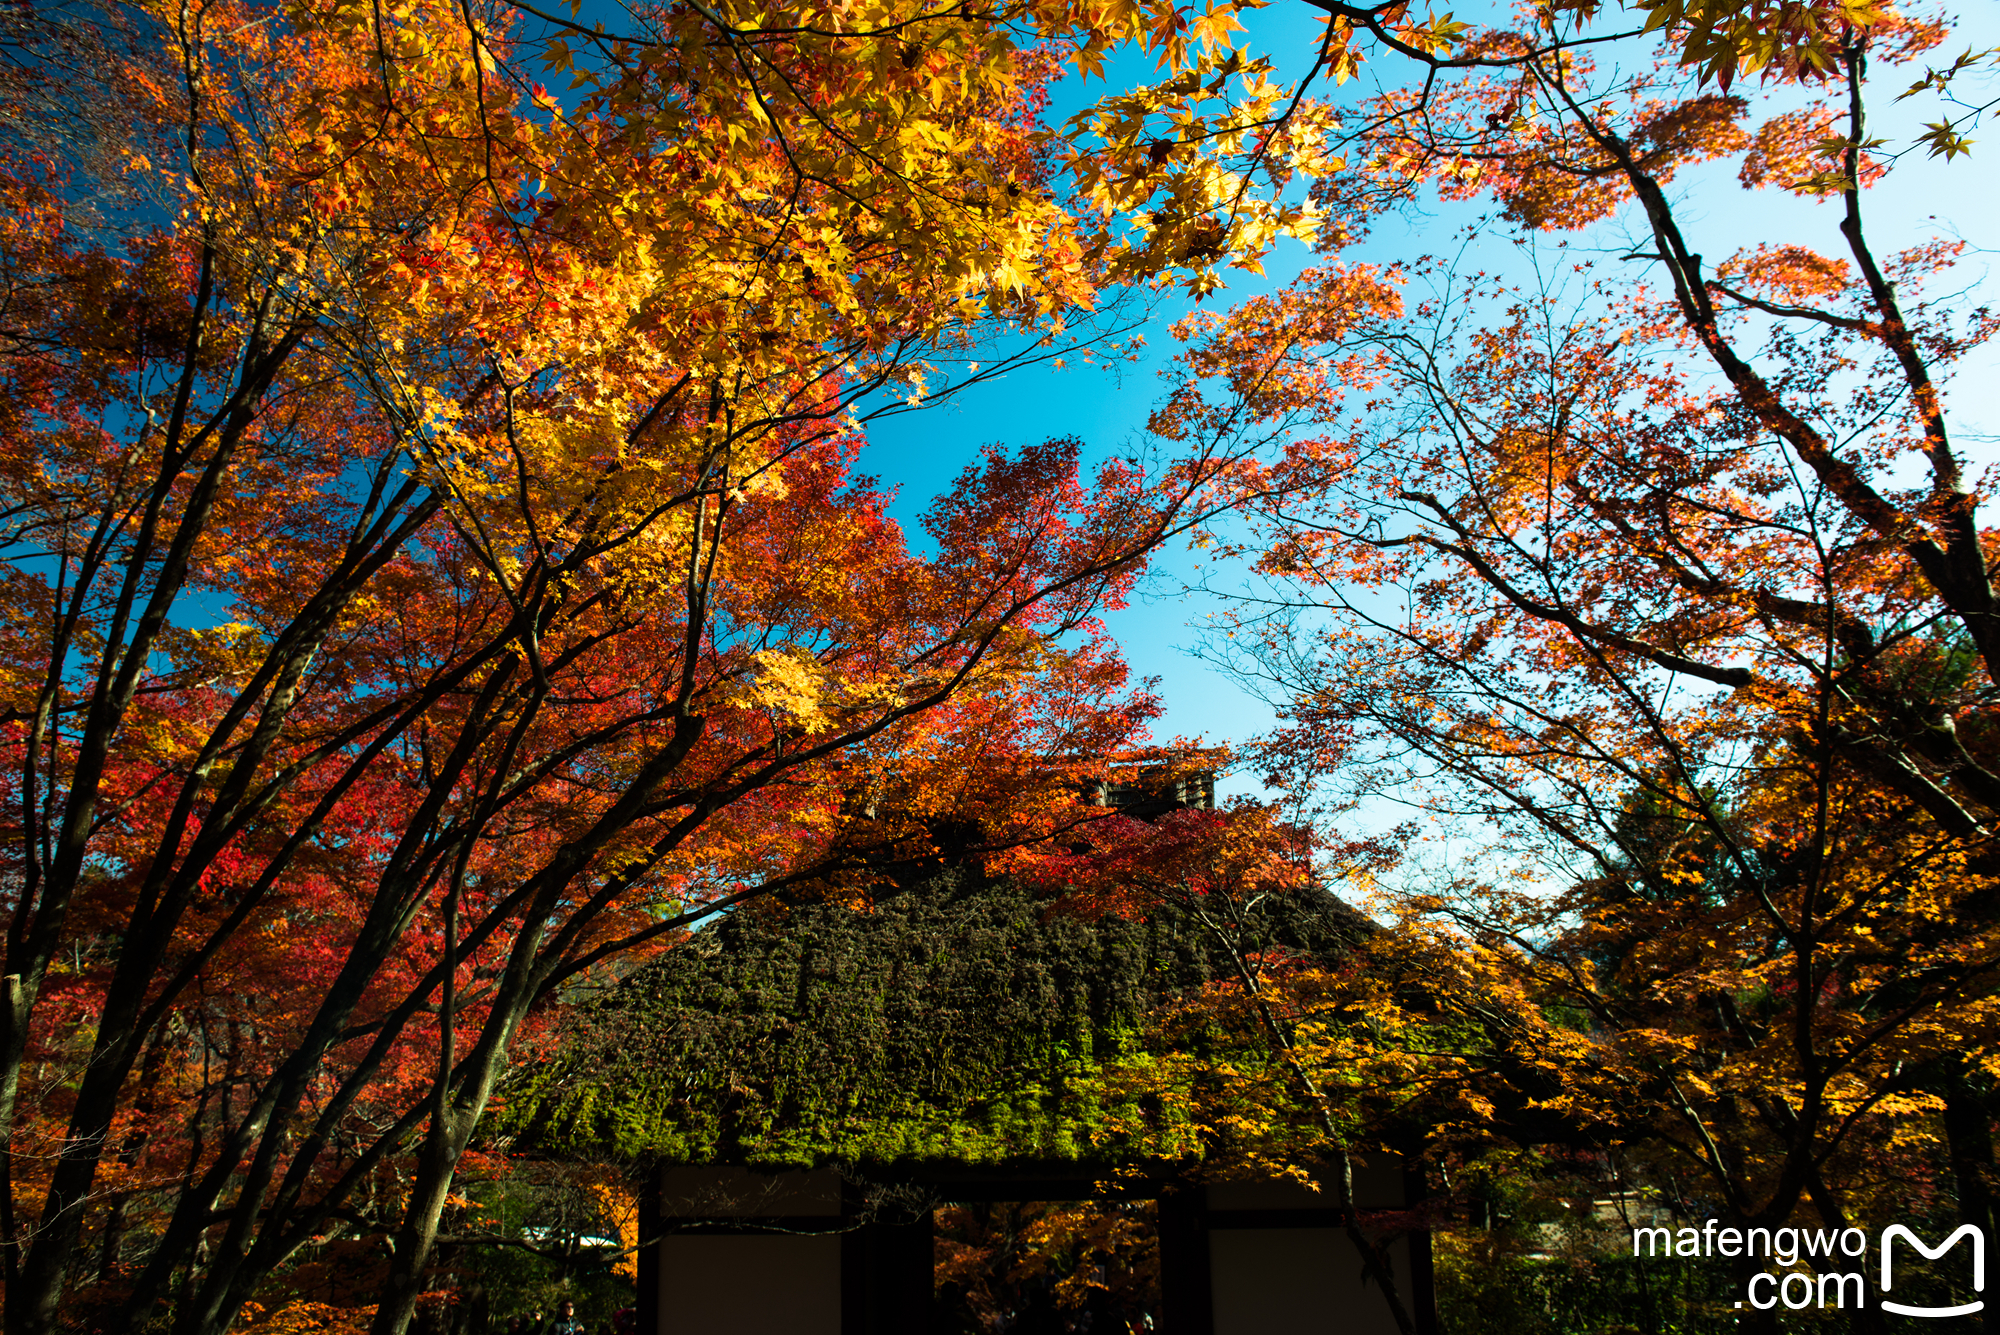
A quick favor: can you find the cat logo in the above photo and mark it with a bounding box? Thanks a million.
[1881,1224,1985,1318]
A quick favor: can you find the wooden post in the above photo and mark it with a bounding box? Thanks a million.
[841,1179,934,1335]
[1159,1186,1214,1335]
[638,1183,661,1335]
[1403,1164,1438,1335]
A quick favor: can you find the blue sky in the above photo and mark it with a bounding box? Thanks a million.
[860,4,2000,801]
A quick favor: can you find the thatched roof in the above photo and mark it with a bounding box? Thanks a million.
[497,871,1371,1171]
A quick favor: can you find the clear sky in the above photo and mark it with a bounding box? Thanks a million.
[860,3,2000,803]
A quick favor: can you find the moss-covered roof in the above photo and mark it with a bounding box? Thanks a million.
[497,871,1368,1171]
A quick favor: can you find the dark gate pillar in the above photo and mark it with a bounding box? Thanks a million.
[1404,1164,1438,1335]
[1159,1186,1214,1335]
[638,1186,661,1335]
[841,1202,934,1335]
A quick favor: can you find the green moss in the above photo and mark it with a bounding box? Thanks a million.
[497,870,1366,1170]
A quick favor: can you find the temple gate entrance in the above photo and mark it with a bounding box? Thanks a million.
[640,1165,1434,1334]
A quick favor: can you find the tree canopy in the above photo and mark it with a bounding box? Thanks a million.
[2,0,1995,1328]
[1157,0,2000,1312]
[0,0,1321,1325]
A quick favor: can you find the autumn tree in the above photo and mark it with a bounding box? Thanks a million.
[1154,0,2000,1304]
[0,0,1335,1328]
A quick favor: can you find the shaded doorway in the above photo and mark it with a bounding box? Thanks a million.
[935,1200,1160,1334]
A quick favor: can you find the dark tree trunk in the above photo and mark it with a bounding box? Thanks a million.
[1944,1080,1998,1335]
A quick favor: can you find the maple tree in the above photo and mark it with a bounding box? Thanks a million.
[0,0,1343,1325]
[1150,0,2000,1318]
[934,1198,1160,1332]
[4,0,1977,1329]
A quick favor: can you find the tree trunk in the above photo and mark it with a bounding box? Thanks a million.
[367,1106,480,1335]
[366,974,535,1335]
[1944,1080,1998,1335]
